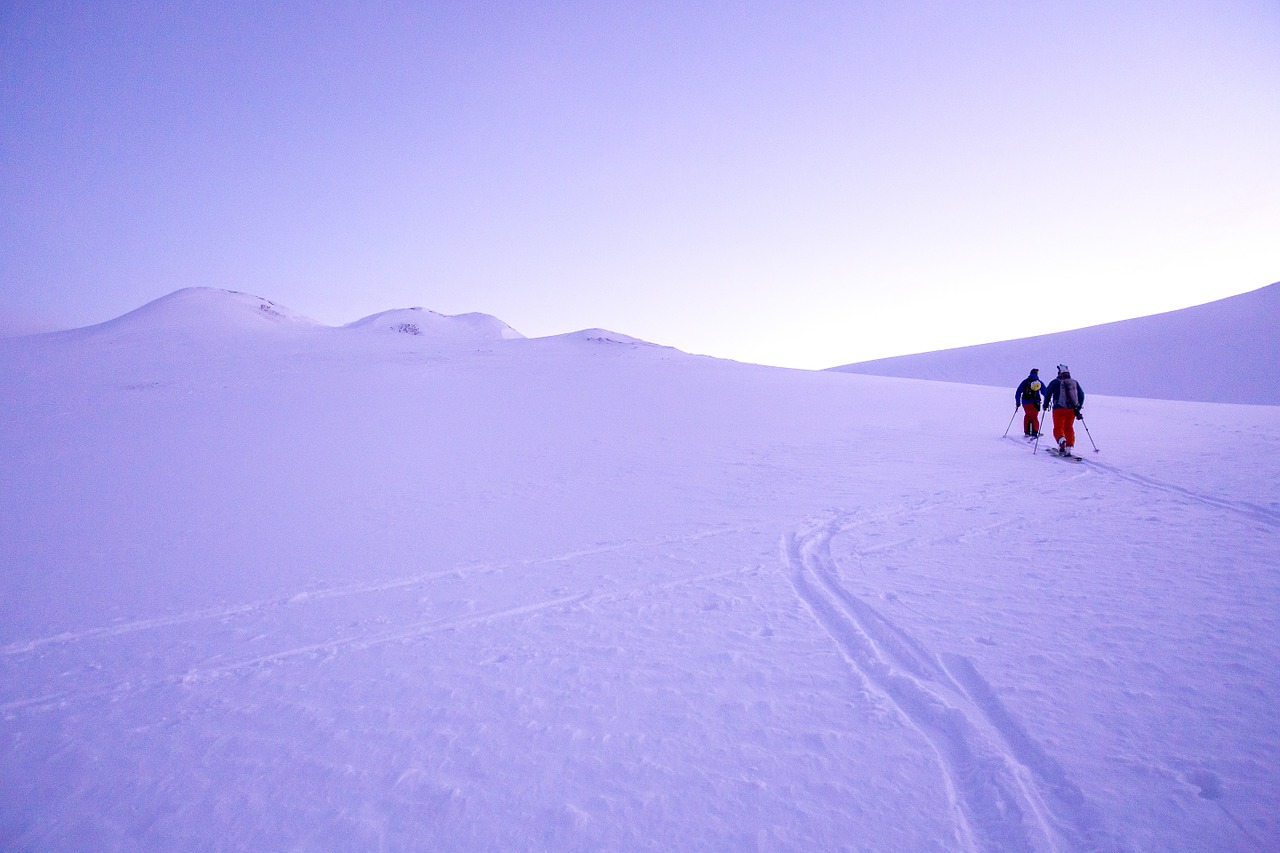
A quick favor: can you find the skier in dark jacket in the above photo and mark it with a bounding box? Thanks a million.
[1043,364,1084,456]
[1014,368,1046,437]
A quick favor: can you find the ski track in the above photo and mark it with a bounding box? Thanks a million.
[783,505,1122,853]
[1086,461,1280,528]
[0,556,751,715]
[1004,434,1279,528]
[0,524,741,657]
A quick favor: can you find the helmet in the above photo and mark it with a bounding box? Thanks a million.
[1056,363,1069,375]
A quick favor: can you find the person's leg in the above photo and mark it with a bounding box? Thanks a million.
[1022,403,1039,435]
[1053,408,1073,449]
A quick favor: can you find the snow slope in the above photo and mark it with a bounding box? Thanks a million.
[830,282,1280,405]
[2,289,1278,851]
[344,306,525,343]
[68,286,321,339]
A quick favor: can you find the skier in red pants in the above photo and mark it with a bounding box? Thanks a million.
[1013,368,1046,437]
[1043,365,1084,456]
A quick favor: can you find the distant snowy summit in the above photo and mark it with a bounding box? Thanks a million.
[344,307,524,342]
[543,328,670,347]
[41,287,681,353]
[830,282,1280,406]
[53,287,525,346]
[75,287,319,338]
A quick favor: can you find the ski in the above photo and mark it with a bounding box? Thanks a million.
[1043,448,1084,462]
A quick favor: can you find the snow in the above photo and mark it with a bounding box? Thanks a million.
[2,288,1278,851]
[75,287,321,338]
[831,282,1280,406]
[344,306,525,343]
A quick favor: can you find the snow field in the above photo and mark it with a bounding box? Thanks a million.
[2,292,1278,850]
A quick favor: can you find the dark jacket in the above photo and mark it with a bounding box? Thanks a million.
[1044,374,1084,410]
[1015,374,1046,406]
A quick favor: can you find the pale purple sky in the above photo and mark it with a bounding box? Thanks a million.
[3,1,1278,366]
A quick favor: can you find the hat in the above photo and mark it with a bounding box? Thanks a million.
[1030,368,1039,374]
[1056,363,1069,374]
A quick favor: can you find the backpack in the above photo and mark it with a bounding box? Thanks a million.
[1055,377,1080,408]
[1021,378,1042,403]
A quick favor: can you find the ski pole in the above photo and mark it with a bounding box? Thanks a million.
[1032,408,1045,453]
[1078,412,1099,452]
[1003,406,1019,438]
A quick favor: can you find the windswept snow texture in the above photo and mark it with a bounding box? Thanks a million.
[3,289,1279,851]
[831,282,1280,405]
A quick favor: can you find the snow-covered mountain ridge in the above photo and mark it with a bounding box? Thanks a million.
[54,288,531,346]
[65,287,320,339]
[831,282,1280,405]
[2,287,1277,850]
[343,306,525,342]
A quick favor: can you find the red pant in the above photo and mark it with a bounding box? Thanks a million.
[1052,408,1076,447]
[1021,403,1040,435]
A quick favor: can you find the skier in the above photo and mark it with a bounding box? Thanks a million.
[1014,368,1046,437]
[1044,364,1084,456]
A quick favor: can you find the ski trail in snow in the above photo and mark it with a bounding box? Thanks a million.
[196,564,752,679]
[191,592,598,678]
[0,593,588,714]
[0,565,750,715]
[1086,461,1280,528]
[0,524,740,656]
[1004,433,1278,527]
[939,654,1120,853]
[783,509,1122,853]
[784,521,1044,852]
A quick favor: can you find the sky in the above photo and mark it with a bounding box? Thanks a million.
[2,1,1278,367]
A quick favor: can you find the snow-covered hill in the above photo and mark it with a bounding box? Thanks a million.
[831,282,1280,405]
[344,306,525,343]
[65,287,321,339]
[2,289,1278,851]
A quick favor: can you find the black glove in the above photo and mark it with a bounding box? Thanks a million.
[1074,409,1082,420]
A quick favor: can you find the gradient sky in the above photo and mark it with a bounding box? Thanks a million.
[3,1,1278,367]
